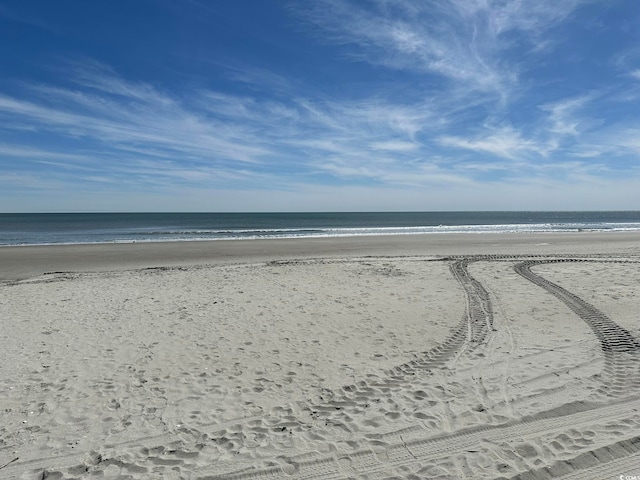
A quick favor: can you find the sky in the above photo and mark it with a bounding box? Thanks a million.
[1,0,639,212]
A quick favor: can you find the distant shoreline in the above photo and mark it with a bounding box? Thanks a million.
[0,226,636,248]
[2,231,640,283]
[3,211,640,246]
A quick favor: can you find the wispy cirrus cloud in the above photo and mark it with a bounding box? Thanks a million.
[0,61,444,190]
[1,73,271,166]
[293,0,580,99]
[369,140,418,152]
[591,127,640,158]
[437,126,544,160]
[540,95,594,137]
[0,55,635,195]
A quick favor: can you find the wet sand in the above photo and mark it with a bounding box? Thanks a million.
[2,231,640,282]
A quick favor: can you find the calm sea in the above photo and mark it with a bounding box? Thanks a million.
[1,212,640,246]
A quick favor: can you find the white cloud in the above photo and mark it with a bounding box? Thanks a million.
[369,140,418,151]
[539,94,594,137]
[1,66,436,190]
[293,0,582,100]
[1,60,635,201]
[437,127,543,159]
[563,125,640,162]
[0,80,271,165]
[607,128,640,154]
[0,144,93,162]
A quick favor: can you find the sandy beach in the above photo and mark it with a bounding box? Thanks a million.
[1,233,640,479]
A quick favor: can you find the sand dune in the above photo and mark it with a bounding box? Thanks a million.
[1,234,640,479]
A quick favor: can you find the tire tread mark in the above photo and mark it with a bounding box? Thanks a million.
[502,435,640,480]
[514,260,640,398]
[196,397,640,479]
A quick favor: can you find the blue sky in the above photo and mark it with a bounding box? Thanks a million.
[1,0,639,212]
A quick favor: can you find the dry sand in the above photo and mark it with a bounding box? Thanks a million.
[1,233,640,479]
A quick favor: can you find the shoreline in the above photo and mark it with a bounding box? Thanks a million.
[2,231,640,282]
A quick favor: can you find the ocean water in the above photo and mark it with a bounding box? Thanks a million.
[1,212,640,246]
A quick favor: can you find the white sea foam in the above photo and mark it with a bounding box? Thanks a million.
[2,212,640,246]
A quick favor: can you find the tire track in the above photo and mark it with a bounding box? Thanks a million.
[503,436,640,480]
[7,395,638,479]
[514,260,640,398]
[194,397,640,479]
[305,259,497,434]
[267,258,496,439]
[389,258,494,377]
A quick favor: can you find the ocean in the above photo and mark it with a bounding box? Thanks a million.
[1,212,640,246]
